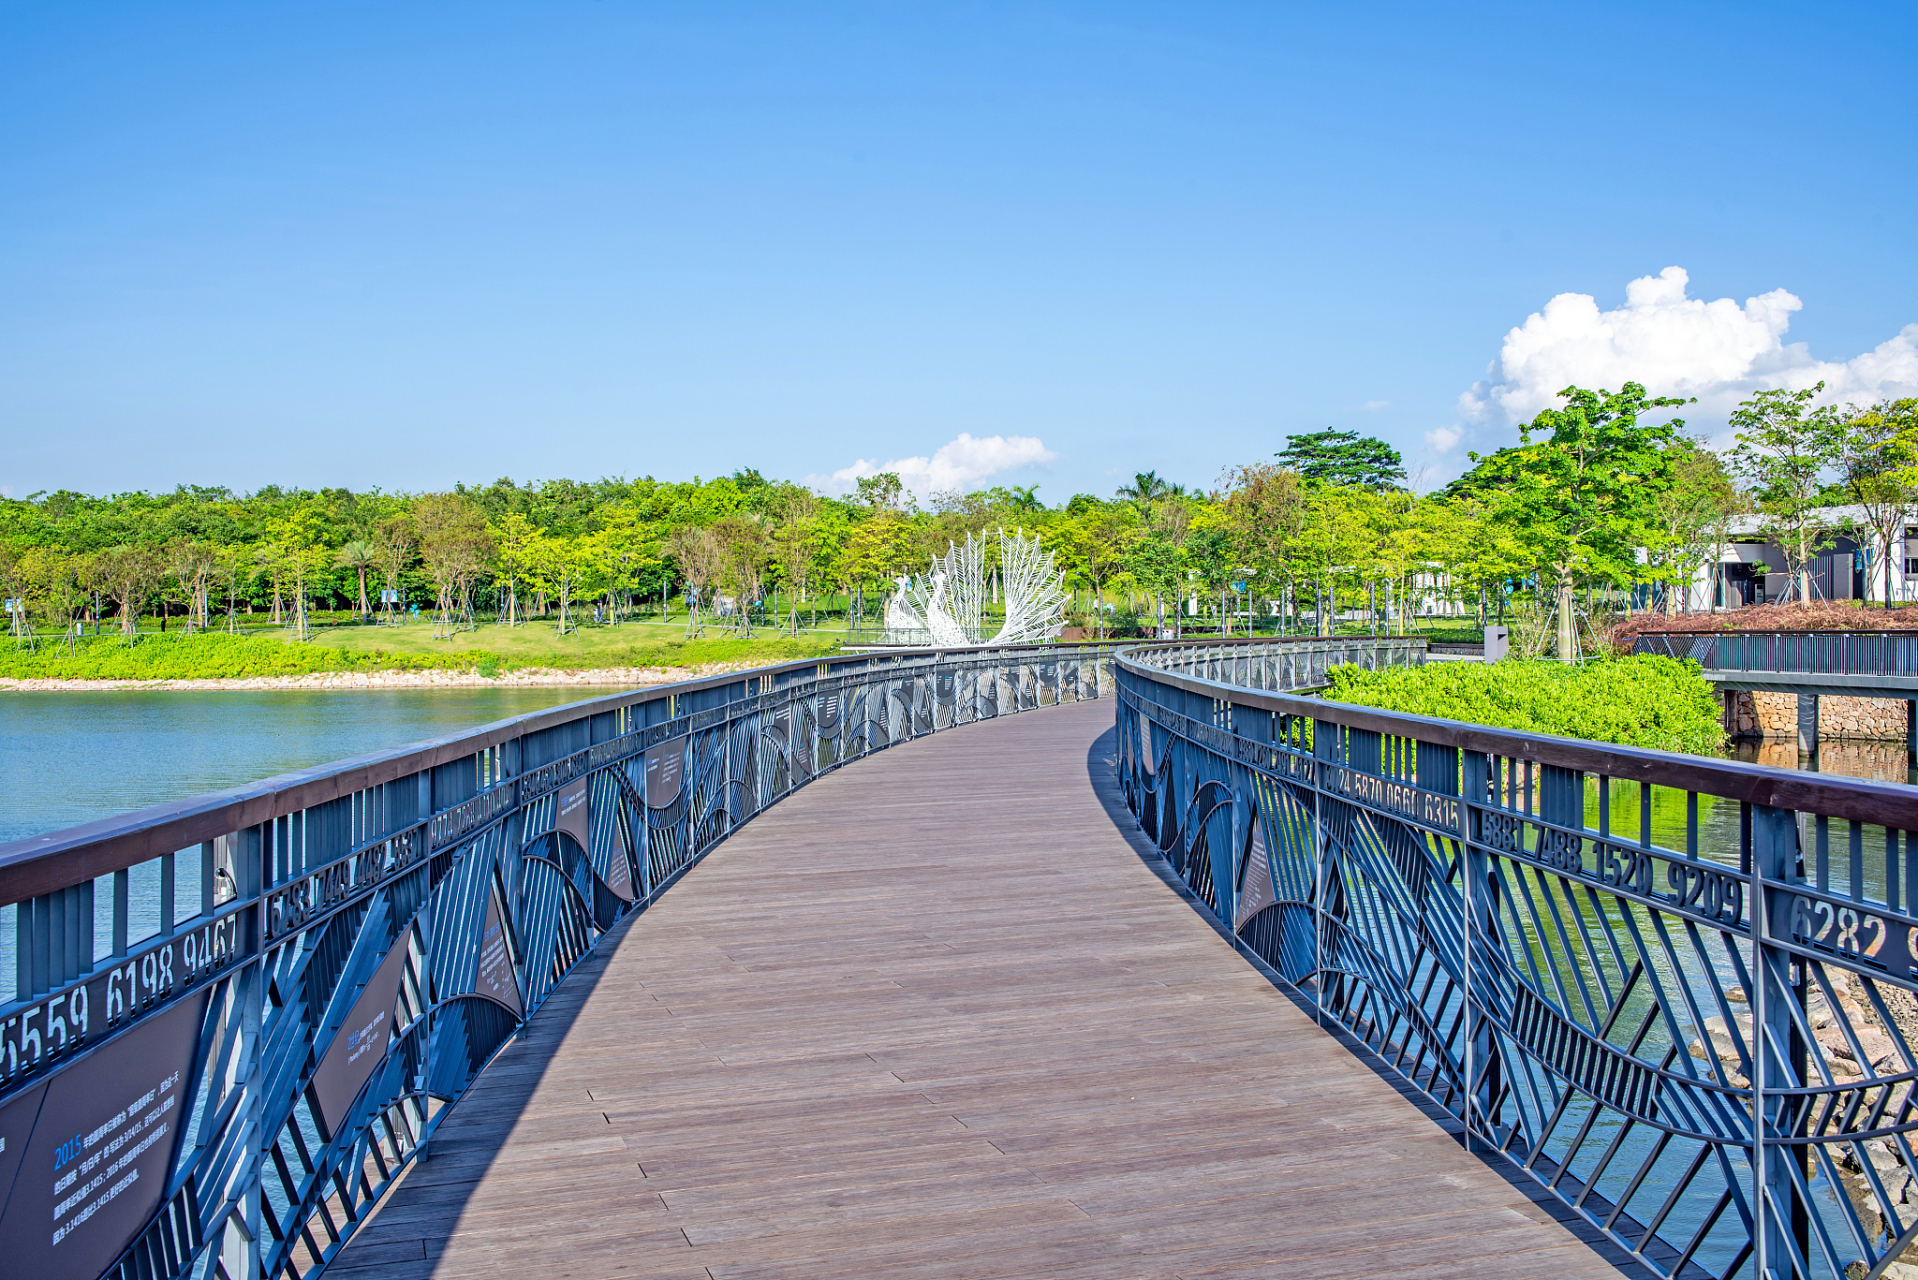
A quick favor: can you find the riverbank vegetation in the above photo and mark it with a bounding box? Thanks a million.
[1321,656,1725,754]
[0,628,838,682]
[2,383,1913,679]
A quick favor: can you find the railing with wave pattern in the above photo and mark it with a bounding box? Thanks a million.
[1118,638,1918,1280]
[0,641,1140,1280]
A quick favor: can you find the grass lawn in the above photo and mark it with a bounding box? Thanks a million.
[321,618,844,670]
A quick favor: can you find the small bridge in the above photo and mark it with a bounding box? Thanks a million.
[1634,630,1918,753]
[8,637,1918,1280]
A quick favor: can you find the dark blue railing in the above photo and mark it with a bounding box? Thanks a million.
[1634,631,1918,680]
[1122,638,1918,1280]
[0,643,1119,1280]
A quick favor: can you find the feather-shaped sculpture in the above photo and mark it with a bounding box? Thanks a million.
[884,528,1067,647]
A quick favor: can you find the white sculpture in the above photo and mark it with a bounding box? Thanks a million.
[883,528,1069,647]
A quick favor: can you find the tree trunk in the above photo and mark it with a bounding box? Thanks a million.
[1557,569,1577,663]
[1887,530,1899,609]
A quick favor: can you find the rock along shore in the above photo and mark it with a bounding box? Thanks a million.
[0,663,754,694]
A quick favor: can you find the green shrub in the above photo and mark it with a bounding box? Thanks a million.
[1320,655,1724,755]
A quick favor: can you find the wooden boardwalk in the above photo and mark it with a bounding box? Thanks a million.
[332,699,1624,1280]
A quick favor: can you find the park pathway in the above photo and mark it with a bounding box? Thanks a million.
[331,698,1623,1280]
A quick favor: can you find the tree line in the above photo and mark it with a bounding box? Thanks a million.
[3,382,1913,655]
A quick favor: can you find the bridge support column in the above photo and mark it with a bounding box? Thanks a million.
[1723,690,1738,737]
[1797,693,1819,756]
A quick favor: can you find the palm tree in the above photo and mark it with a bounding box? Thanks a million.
[1116,472,1170,506]
[1006,485,1044,513]
[335,540,377,619]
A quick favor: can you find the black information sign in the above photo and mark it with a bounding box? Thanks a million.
[0,988,208,1280]
[474,892,523,1018]
[643,742,683,810]
[603,818,635,903]
[555,777,591,852]
[310,939,408,1141]
[1234,808,1274,934]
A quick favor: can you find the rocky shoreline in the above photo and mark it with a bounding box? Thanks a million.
[0,663,749,693]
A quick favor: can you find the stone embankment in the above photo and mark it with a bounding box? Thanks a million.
[1728,690,1908,741]
[0,664,750,693]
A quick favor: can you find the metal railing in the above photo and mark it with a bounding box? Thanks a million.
[0,643,1128,1280]
[1125,633,1426,689]
[1634,631,1918,681]
[1118,638,1918,1280]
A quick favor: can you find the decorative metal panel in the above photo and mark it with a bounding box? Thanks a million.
[1119,638,1918,1280]
[0,642,1137,1280]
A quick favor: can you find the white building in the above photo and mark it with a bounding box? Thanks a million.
[1663,506,1908,611]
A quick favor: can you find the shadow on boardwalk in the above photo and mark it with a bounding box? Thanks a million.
[333,698,1635,1280]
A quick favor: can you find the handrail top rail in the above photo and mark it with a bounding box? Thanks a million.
[1635,630,1918,640]
[0,632,1355,901]
[1115,640,1918,831]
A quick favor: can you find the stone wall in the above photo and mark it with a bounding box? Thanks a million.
[1727,690,1909,742]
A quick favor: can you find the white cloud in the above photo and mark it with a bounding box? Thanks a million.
[808,433,1057,500]
[1424,425,1462,454]
[1459,266,1918,431]
[1360,399,1390,411]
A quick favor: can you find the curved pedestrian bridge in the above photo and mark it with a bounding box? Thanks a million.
[21,636,1918,1280]
[330,699,1614,1280]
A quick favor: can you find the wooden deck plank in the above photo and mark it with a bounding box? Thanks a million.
[330,699,1625,1279]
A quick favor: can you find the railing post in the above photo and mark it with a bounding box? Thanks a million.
[1750,803,1806,1279]
[1311,712,1340,1027]
[226,822,266,1280]
[1461,748,1487,1150]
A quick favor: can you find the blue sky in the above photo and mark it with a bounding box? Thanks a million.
[3,2,1913,502]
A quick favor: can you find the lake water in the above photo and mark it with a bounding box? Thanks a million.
[0,687,633,846]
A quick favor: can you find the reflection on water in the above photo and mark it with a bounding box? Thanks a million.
[1728,738,1916,786]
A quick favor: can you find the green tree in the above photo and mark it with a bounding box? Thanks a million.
[1455,383,1690,659]
[489,512,538,626]
[528,532,592,636]
[711,514,770,635]
[587,507,656,624]
[413,493,490,638]
[1127,534,1182,637]
[374,517,415,622]
[165,538,220,635]
[1276,428,1407,490]
[854,472,907,513]
[1218,464,1308,632]
[267,512,331,642]
[665,524,723,636]
[1181,519,1235,635]
[22,546,86,654]
[1643,440,1739,616]
[334,538,377,619]
[1729,382,1847,607]
[1838,398,1918,607]
[1115,471,1170,507]
[87,544,163,646]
